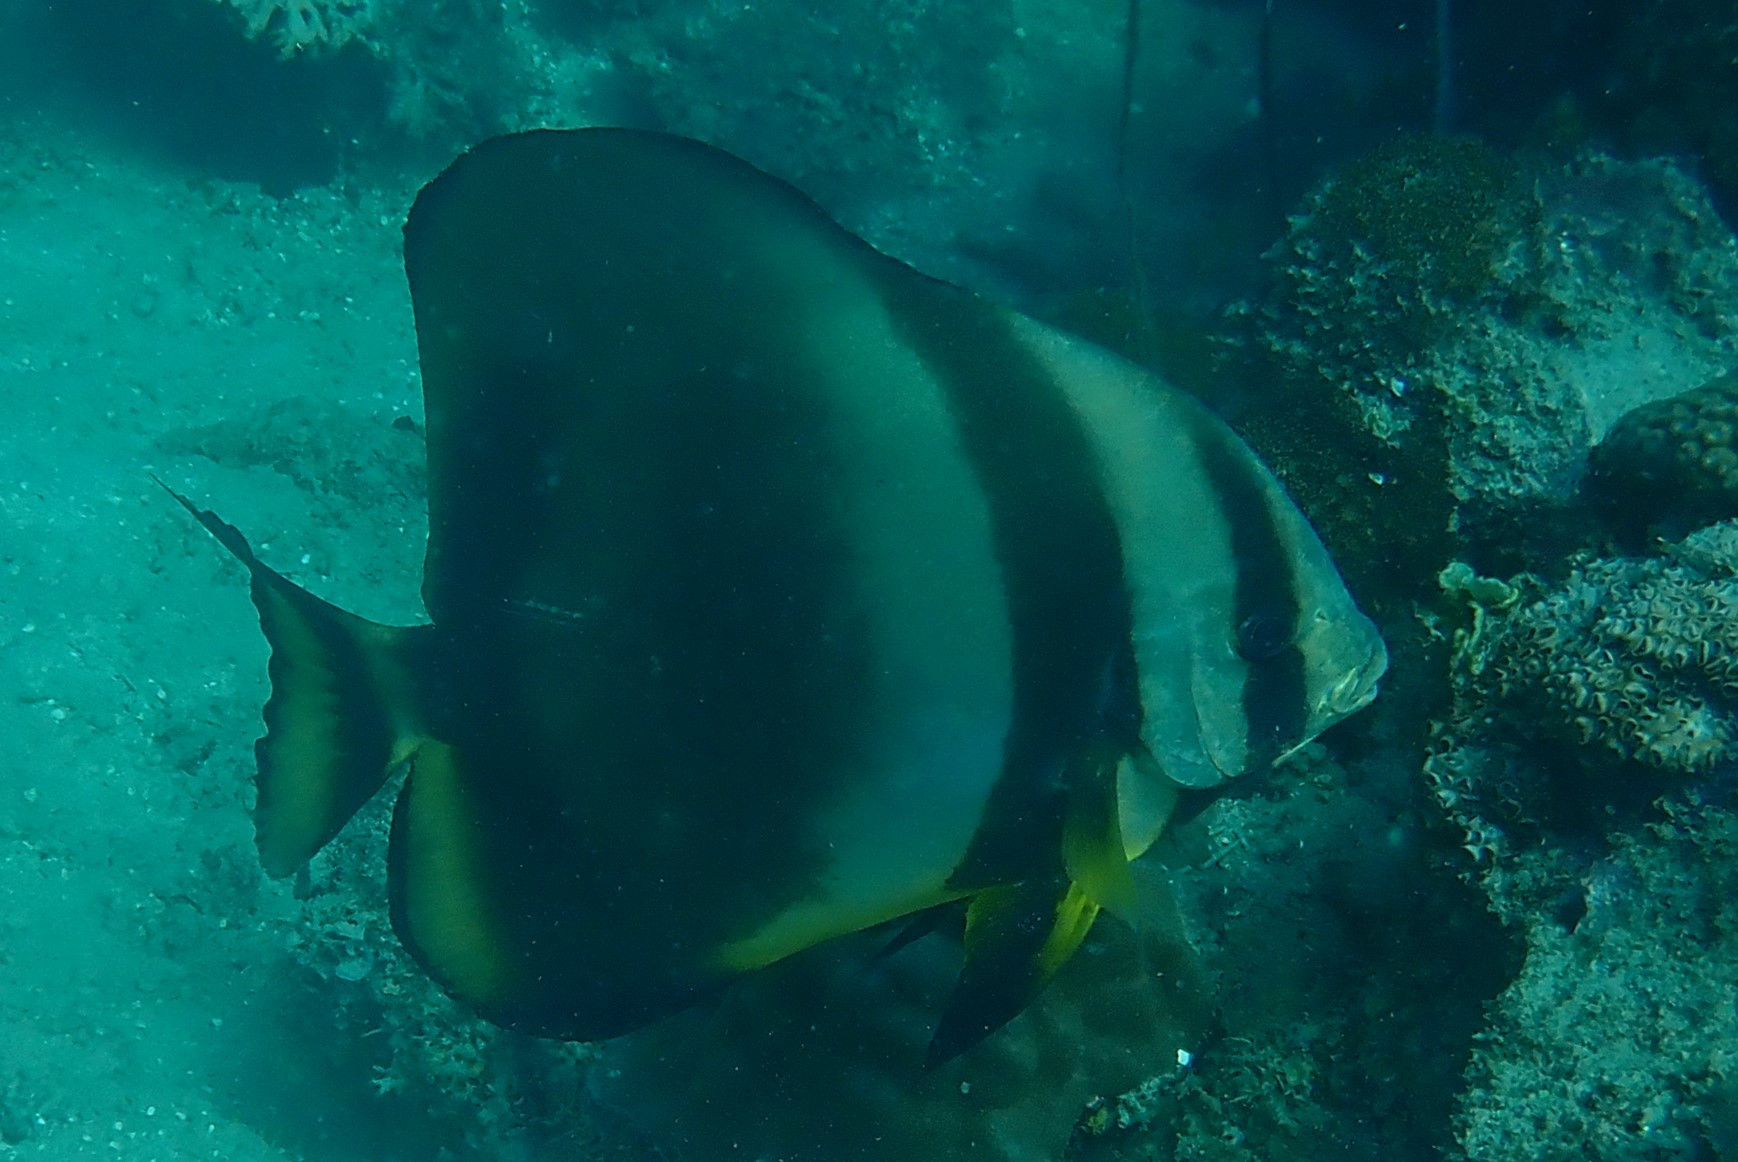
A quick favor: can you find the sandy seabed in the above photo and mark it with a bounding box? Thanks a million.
[0,120,464,1160]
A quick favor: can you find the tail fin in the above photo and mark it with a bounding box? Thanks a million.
[161,482,430,877]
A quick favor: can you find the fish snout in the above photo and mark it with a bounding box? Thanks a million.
[1323,637,1388,720]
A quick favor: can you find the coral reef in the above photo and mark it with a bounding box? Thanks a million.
[1101,1030,1344,1162]
[1587,369,1738,547]
[1222,135,1738,1162]
[1454,796,1738,1162]
[227,0,379,57]
[214,0,517,139]
[1475,549,1738,778]
[1429,526,1738,845]
[1232,147,1738,610]
[1063,745,1510,1162]
[1264,135,1537,424]
[1466,534,1738,778]
[1227,135,1534,612]
[1424,537,1738,1161]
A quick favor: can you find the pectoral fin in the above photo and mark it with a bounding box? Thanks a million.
[926,874,1101,1066]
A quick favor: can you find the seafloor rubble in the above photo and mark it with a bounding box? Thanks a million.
[1224,138,1738,1162]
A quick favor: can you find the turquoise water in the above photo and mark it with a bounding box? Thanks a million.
[1,3,1735,1160]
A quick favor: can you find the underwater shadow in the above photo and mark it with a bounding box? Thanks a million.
[7,0,394,194]
[200,966,484,1162]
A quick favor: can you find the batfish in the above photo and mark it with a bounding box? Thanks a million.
[171,128,1387,1063]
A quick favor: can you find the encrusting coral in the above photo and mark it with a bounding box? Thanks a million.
[1587,369,1738,547]
[1258,135,1538,447]
[1466,543,1738,782]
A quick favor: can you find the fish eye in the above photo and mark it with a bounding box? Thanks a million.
[1235,611,1292,661]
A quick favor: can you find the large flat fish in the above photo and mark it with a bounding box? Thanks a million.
[172,128,1387,1064]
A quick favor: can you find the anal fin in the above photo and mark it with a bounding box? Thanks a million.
[926,874,1101,1066]
[388,740,521,1014]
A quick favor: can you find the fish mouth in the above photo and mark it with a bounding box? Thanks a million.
[1326,640,1389,719]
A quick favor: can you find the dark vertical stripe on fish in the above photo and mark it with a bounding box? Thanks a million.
[889,290,1140,889]
[1181,408,1307,768]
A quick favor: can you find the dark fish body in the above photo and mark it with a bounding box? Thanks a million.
[174,128,1385,1062]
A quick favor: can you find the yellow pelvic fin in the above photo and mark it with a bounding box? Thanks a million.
[926,874,1102,1067]
[1061,744,1138,915]
[161,482,429,877]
